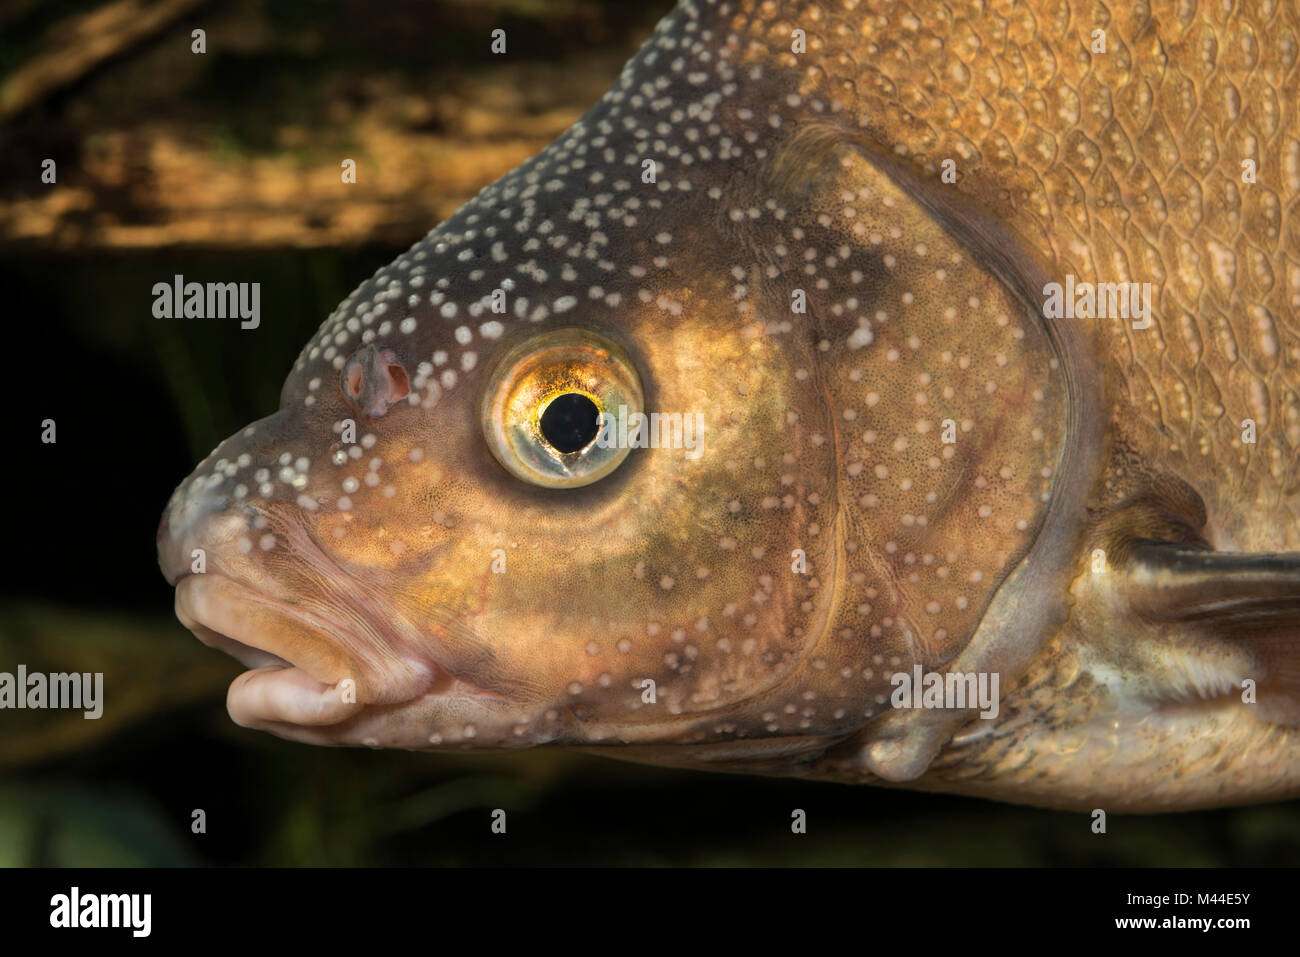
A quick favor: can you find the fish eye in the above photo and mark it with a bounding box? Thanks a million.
[480,328,643,488]
[538,392,601,453]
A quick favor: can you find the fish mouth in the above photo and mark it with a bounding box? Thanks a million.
[173,572,389,728]
[159,487,527,748]
[162,498,447,729]
[171,569,541,751]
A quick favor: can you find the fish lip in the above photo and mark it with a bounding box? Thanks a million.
[160,492,507,732]
[173,571,516,738]
[172,568,449,728]
[173,573,324,678]
[161,496,450,687]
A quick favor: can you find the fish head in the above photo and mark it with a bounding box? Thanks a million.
[155,198,844,760]
[158,7,1078,776]
[159,262,803,751]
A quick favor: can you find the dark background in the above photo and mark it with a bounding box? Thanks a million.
[1,0,1297,865]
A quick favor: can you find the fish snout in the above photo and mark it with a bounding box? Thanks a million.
[157,409,317,585]
[156,410,453,735]
[157,471,234,585]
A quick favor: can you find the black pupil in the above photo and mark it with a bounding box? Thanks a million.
[539,393,600,453]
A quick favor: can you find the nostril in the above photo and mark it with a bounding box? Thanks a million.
[344,363,364,400]
[341,346,410,416]
[385,360,410,403]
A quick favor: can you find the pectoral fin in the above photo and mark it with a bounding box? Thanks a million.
[1125,543,1300,724]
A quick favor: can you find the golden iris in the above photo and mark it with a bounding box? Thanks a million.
[480,328,644,488]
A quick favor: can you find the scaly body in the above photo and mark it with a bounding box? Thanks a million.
[159,0,1300,811]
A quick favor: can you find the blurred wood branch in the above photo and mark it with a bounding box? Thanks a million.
[0,0,206,124]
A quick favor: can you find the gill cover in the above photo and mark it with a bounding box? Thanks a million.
[740,124,1102,781]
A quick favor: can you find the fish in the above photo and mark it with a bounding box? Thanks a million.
[157,0,1300,812]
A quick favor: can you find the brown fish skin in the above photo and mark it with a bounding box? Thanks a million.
[774,0,1300,811]
[157,0,1300,811]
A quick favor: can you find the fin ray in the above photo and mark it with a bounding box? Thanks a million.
[1127,543,1300,724]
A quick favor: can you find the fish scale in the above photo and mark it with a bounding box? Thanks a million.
[159,0,1300,811]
